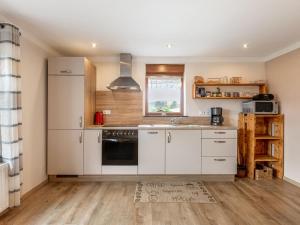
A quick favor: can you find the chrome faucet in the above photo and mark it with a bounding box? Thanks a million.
[170,118,177,125]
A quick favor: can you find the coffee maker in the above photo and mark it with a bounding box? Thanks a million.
[211,107,224,126]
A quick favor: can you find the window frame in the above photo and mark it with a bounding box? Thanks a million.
[145,73,184,117]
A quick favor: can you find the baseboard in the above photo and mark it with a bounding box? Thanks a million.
[49,174,235,182]
[21,179,49,200]
[283,176,300,188]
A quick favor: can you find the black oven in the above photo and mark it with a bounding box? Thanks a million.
[102,129,138,165]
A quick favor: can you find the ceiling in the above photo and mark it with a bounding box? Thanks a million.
[0,0,300,58]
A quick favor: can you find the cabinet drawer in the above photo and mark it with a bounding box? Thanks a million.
[202,130,237,139]
[48,57,85,75]
[202,139,237,156]
[202,157,237,174]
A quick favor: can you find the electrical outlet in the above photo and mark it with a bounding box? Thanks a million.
[198,110,211,117]
[103,110,111,115]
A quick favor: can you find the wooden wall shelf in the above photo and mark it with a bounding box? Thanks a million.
[238,113,284,179]
[192,82,268,99]
[193,96,252,100]
[194,82,266,87]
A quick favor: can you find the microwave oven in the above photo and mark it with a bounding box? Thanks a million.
[242,100,279,114]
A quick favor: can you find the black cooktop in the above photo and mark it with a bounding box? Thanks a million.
[102,124,138,127]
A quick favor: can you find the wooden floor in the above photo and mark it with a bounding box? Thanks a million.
[1,179,300,225]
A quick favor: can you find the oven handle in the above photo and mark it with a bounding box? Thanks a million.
[102,138,135,143]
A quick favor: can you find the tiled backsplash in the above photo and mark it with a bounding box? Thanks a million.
[95,91,210,125]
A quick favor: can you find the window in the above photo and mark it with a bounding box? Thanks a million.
[145,64,184,116]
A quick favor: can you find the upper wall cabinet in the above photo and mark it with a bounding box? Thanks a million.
[48,76,85,129]
[48,57,85,75]
[48,57,96,129]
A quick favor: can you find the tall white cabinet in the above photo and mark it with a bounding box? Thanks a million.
[166,130,202,174]
[47,57,96,175]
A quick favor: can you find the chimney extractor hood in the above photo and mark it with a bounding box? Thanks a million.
[107,53,141,91]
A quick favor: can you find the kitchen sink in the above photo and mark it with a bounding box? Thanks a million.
[138,124,211,128]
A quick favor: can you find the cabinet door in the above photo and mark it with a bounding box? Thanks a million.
[48,57,85,75]
[48,76,84,129]
[84,130,102,175]
[48,130,83,175]
[138,130,165,174]
[166,130,202,174]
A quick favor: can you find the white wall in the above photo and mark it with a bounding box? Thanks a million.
[1,14,59,194]
[94,57,266,126]
[266,49,300,184]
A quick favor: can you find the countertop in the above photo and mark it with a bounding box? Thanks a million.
[85,124,237,130]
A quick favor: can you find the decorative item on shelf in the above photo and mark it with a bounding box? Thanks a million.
[207,77,221,84]
[206,91,212,97]
[212,88,222,97]
[232,92,240,98]
[230,76,242,84]
[194,75,204,84]
[197,87,206,97]
[224,92,231,97]
[221,76,228,84]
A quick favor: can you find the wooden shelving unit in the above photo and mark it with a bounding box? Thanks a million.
[238,113,284,179]
[192,82,267,99]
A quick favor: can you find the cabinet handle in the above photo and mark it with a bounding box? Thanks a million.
[214,158,226,162]
[60,69,72,73]
[214,140,226,144]
[79,116,83,128]
[167,132,171,143]
[79,132,83,143]
[214,131,226,134]
[97,132,101,143]
[148,131,158,134]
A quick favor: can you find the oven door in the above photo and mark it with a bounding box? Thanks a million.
[102,138,138,165]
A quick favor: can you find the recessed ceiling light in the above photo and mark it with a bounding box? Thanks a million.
[166,43,172,48]
[243,43,249,49]
[92,42,97,48]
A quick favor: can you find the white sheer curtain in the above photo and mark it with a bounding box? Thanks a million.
[0,23,23,207]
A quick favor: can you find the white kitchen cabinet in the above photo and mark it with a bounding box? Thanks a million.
[84,130,102,175]
[48,57,85,75]
[138,130,165,174]
[48,130,83,175]
[202,129,237,139]
[48,75,84,129]
[202,157,237,174]
[202,129,237,175]
[166,130,202,174]
[202,139,237,157]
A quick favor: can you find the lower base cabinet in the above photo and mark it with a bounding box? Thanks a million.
[202,157,237,174]
[83,130,102,175]
[138,130,165,174]
[48,130,83,175]
[166,130,202,174]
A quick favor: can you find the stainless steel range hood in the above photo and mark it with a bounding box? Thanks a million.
[107,53,141,91]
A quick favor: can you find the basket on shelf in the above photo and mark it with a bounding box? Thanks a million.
[255,164,273,180]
